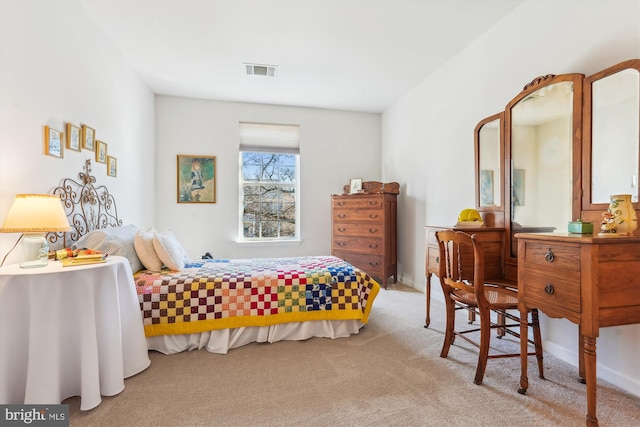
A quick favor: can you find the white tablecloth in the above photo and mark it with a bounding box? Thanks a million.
[0,256,150,410]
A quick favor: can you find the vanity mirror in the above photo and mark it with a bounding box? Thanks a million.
[583,59,640,215]
[475,113,503,216]
[505,74,584,259]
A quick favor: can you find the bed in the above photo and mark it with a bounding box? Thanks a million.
[48,160,381,354]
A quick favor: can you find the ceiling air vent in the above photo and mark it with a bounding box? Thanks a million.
[244,63,277,77]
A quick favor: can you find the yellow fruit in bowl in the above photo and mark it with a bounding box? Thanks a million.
[458,208,483,222]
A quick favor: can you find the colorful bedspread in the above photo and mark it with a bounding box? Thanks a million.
[134,256,380,337]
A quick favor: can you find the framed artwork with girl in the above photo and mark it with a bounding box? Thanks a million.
[177,155,216,203]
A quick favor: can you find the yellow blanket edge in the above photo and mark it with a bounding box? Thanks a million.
[144,276,381,337]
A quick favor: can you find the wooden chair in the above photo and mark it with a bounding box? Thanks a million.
[435,230,544,385]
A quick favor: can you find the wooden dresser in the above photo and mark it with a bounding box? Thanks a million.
[331,181,399,288]
[516,232,640,426]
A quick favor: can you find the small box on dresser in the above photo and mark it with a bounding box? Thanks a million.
[331,181,399,288]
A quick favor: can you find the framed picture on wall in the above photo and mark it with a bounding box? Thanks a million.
[44,126,63,158]
[95,140,107,164]
[66,123,81,152]
[107,156,117,177]
[177,155,216,203]
[81,124,95,151]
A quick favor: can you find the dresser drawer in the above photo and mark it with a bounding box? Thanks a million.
[333,222,384,237]
[522,242,580,272]
[522,266,581,317]
[333,251,383,277]
[426,246,441,274]
[332,197,383,210]
[427,229,439,246]
[333,236,383,254]
[333,209,383,223]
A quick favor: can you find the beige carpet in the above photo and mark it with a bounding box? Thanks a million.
[66,283,640,426]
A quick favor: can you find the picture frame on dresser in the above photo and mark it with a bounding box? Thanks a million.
[349,178,363,194]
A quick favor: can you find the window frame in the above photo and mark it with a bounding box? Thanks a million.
[238,150,300,242]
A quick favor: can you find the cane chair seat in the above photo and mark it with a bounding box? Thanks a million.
[451,286,518,308]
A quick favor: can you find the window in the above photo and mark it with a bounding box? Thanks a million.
[239,123,300,241]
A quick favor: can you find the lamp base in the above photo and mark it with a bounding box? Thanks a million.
[19,233,49,269]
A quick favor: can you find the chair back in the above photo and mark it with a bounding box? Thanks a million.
[435,230,488,309]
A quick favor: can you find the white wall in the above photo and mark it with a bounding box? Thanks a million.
[155,96,380,259]
[0,0,156,263]
[382,0,640,396]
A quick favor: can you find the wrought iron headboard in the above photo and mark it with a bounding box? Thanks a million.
[47,159,122,249]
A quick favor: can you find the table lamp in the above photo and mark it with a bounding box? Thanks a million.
[1,194,71,268]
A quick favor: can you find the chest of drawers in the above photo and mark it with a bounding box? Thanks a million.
[331,190,397,288]
[517,232,640,426]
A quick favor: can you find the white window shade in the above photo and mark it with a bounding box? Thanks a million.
[239,122,300,153]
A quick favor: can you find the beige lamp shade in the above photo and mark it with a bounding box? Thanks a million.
[1,194,71,233]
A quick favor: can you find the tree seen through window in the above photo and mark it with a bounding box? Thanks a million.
[241,152,297,239]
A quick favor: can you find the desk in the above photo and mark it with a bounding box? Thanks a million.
[516,232,640,426]
[0,256,150,410]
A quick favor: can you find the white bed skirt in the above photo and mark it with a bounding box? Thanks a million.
[146,320,364,354]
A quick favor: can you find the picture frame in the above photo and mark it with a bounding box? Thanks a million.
[66,123,81,152]
[177,155,216,203]
[349,178,363,194]
[44,126,63,158]
[95,140,107,164]
[81,124,95,151]
[107,156,117,177]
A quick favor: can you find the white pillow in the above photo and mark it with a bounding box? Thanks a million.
[73,224,143,273]
[134,228,163,271]
[152,229,191,271]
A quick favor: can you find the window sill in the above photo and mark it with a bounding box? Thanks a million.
[235,239,302,247]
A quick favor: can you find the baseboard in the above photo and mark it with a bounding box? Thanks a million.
[543,340,640,397]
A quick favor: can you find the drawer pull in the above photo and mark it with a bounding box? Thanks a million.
[369,261,379,266]
[544,283,555,295]
[337,202,345,206]
[369,214,378,219]
[337,242,346,246]
[369,244,378,248]
[436,256,439,263]
[368,201,379,206]
[338,214,346,218]
[544,248,555,262]
[338,227,346,232]
[369,228,378,233]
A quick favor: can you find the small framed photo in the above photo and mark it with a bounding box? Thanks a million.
[66,123,81,151]
[177,154,216,203]
[107,156,117,177]
[349,178,363,194]
[95,140,107,164]
[81,125,95,151]
[44,126,63,158]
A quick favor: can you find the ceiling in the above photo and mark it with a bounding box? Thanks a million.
[78,0,524,113]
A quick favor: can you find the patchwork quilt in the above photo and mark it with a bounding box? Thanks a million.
[134,256,380,337]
